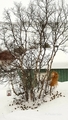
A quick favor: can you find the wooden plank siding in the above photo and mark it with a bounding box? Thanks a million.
[17,69,68,82]
[40,69,68,82]
[51,69,68,82]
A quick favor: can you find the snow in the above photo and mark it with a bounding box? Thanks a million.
[52,62,68,69]
[51,51,68,69]
[52,50,68,65]
[0,81,68,120]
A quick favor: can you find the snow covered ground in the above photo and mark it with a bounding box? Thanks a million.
[0,81,68,120]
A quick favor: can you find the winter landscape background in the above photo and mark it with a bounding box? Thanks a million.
[0,0,68,120]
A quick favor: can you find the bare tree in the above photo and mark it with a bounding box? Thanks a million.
[26,0,68,97]
[0,0,68,103]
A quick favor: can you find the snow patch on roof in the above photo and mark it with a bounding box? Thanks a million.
[52,62,68,69]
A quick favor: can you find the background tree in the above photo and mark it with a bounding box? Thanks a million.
[0,0,68,103]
